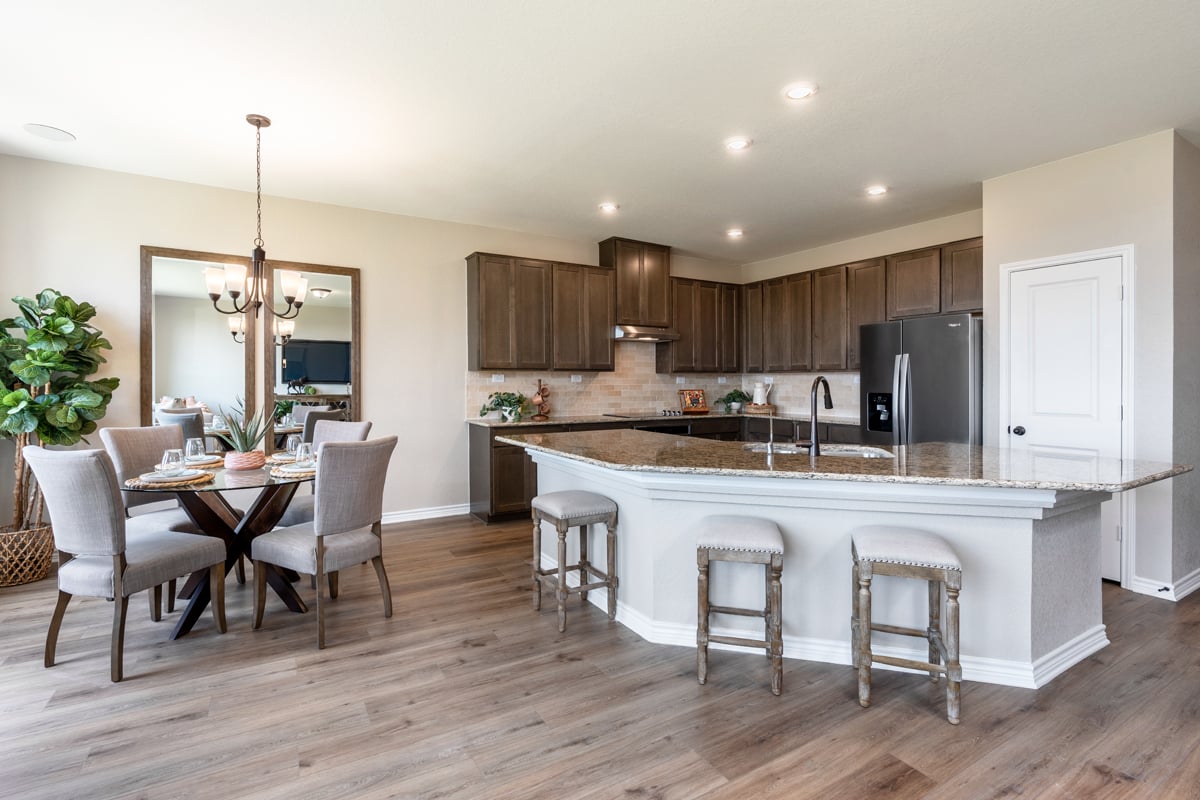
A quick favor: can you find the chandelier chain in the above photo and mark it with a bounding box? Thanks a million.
[255,123,264,248]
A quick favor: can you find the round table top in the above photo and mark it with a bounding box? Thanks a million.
[124,465,314,493]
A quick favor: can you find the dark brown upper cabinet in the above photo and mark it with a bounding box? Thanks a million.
[762,278,789,372]
[467,253,552,370]
[846,257,886,369]
[599,237,671,327]
[552,262,615,371]
[785,272,813,371]
[743,281,764,373]
[886,247,942,319]
[656,278,740,373]
[941,237,983,313]
[811,265,847,371]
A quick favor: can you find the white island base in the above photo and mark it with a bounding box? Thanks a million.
[532,451,1111,689]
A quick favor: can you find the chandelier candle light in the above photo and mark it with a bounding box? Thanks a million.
[205,114,307,321]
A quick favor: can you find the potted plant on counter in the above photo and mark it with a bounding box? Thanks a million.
[214,400,268,470]
[479,391,529,422]
[718,388,752,414]
[0,289,120,585]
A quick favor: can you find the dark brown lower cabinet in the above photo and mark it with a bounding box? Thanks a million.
[469,424,567,523]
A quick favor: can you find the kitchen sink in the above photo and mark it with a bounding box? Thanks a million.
[742,443,895,459]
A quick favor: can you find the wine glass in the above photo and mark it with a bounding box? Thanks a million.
[294,442,315,468]
[160,448,185,476]
[185,437,206,462]
[285,434,302,458]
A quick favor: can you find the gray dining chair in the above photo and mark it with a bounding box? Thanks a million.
[154,409,205,443]
[301,409,346,443]
[276,420,373,530]
[252,436,397,649]
[23,446,228,682]
[291,404,331,427]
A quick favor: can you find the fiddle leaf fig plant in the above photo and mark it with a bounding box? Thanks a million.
[0,289,120,531]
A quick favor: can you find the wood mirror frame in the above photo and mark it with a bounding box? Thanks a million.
[263,259,361,452]
[139,245,256,426]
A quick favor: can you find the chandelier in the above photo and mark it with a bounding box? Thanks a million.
[205,114,307,320]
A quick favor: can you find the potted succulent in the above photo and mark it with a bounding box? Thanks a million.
[213,399,268,470]
[479,391,529,422]
[718,388,752,414]
[0,290,120,585]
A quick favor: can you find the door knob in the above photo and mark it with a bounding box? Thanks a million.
[1011,425,1026,436]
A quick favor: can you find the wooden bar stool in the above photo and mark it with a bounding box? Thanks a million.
[696,515,784,695]
[851,525,963,724]
[531,490,618,632]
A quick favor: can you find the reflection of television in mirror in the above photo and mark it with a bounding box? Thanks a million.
[281,339,351,383]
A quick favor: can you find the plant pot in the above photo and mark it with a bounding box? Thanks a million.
[0,524,54,586]
[224,451,266,471]
[729,402,743,413]
[502,408,522,422]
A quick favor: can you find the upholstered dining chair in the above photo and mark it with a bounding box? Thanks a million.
[252,436,397,649]
[290,404,331,426]
[23,446,228,682]
[276,420,373,530]
[154,409,205,443]
[300,409,346,443]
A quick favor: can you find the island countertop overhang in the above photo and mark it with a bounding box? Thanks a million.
[497,429,1190,493]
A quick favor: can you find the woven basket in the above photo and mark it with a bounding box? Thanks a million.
[0,524,54,587]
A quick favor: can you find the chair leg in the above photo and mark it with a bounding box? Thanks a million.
[606,518,618,621]
[372,556,393,618]
[697,548,710,685]
[945,579,962,725]
[927,579,942,681]
[531,512,542,611]
[856,566,873,709]
[235,554,246,585]
[167,578,176,613]
[252,561,267,630]
[149,584,162,622]
[850,558,860,669]
[110,595,129,683]
[45,591,72,668]
[556,522,568,633]
[578,523,590,603]
[210,564,227,634]
[768,553,783,696]
[328,571,339,600]
[316,540,327,649]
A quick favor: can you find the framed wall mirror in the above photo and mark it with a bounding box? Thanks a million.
[263,259,361,451]
[139,245,255,426]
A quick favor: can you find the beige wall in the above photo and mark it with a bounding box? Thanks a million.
[1172,133,1200,582]
[982,130,1182,588]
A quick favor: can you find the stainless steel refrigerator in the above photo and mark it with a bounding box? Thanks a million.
[859,314,982,446]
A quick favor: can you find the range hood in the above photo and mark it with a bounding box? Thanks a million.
[613,324,680,343]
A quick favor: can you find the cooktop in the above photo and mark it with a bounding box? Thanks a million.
[602,409,686,418]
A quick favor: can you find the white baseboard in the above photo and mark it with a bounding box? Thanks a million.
[1030,625,1109,687]
[1125,574,1178,600]
[381,503,471,524]
[1169,566,1200,601]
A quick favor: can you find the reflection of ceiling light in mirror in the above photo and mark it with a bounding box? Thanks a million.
[310,287,333,299]
[783,83,818,100]
[23,123,76,142]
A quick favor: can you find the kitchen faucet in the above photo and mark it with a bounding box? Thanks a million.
[809,376,834,456]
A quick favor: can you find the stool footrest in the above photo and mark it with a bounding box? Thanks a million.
[873,653,947,674]
[871,622,928,639]
[571,579,612,594]
[709,604,766,618]
[709,633,769,650]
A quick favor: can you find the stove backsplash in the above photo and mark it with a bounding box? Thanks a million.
[466,345,862,421]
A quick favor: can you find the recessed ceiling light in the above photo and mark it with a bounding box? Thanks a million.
[724,136,753,152]
[783,83,818,101]
[310,287,333,299]
[865,184,888,196]
[727,228,744,239]
[598,202,619,214]
[23,123,76,142]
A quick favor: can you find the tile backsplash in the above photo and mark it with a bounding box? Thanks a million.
[466,344,861,421]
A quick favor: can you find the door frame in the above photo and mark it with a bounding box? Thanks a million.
[997,244,1136,586]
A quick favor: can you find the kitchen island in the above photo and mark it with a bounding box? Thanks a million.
[498,429,1190,688]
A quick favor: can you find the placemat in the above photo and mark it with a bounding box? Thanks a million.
[124,470,216,490]
[266,454,296,464]
[270,466,316,479]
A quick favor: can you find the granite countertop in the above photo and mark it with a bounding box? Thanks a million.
[468,410,862,428]
[496,429,1192,492]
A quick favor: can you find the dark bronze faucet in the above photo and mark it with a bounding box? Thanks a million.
[810,376,833,456]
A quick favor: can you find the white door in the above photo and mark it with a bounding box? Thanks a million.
[1006,255,1125,580]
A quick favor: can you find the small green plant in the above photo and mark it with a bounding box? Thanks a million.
[718,388,752,407]
[273,399,295,421]
[480,391,528,421]
[214,399,267,452]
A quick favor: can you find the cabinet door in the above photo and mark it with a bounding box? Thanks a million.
[613,239,644,325]
[941,237,983,313]
[473,254,515,369]
[786,272,812,371]
[812,265,847,370]
[886,247,941,319]
[694,281,720,372]
[670,279,697,372]
[718,283,741,373]
[551,263,585,370]
[583,266,615,370]
[743,282,764,373]
[846,258,886,369]
[763,278,790,372]
[642,243,671,327]
[491,443,530,514]
[513,258,552,368]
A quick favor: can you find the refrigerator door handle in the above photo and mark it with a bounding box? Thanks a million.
[892,354,904,447]
[901,353,912,445]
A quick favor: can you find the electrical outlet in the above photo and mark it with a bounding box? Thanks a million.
[491,374,505,383]
[853,375,861,384]
[676,376,686,384]
[717,376,728,384]
[570,374,582,383]
[764,376,774,384]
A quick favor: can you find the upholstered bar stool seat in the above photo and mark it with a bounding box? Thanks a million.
[851,525,963,724]
[531,490,618,633]
[696,515,784,695]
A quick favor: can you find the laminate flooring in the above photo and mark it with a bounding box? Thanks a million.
[1,516,1198,799]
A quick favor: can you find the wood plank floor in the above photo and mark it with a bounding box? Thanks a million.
[1,516,1199,799]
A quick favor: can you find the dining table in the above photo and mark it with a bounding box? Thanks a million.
[124,459,314,639]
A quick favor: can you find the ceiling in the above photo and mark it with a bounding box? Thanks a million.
[4,1,1200,264]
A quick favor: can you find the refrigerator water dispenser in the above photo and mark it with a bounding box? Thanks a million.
[867,392,892,433]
